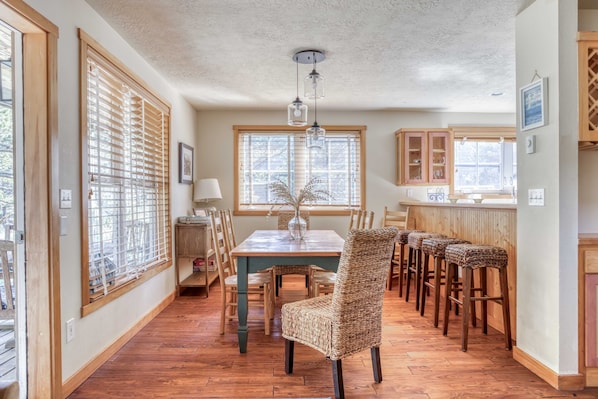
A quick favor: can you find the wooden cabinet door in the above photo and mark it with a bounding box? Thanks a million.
[578,32,598,141]
[587,273,598,367]
[403,131,426,184]
[428,131,450,184]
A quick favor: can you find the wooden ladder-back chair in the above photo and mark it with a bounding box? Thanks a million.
[210,212,274,335]
[282,227,398,399]
[310,209,376,297]
[273,210,312,296]
[383,206,410,291]
[348,209,375,230]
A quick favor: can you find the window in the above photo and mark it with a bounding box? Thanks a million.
[80,30,171,315]
[234,125,366,214]
[451,126,516,194]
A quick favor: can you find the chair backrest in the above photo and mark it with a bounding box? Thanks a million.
[330,227,397,358]
[0,241,14,319]
[277,210,310,230]
[221,209,237,251]
[348,209,375,230]
[382,206,409,230]
[210,212,236,286]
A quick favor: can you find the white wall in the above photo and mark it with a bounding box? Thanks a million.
[196,110,514,241]
[515,0,578,374]
[20,0,198,381]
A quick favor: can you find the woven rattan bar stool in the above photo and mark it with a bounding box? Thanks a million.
[442,243,512,352]
[420,237,470,327]
[406,232,445,310]
[393,229,422,297]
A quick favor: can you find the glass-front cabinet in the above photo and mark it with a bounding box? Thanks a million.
[396,128,452,185]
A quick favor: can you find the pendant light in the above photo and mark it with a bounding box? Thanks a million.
[287,57,308,126]
[302,51,324,99]
[306,85,325,149]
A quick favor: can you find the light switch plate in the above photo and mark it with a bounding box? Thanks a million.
[528,188,544,206]
[60,189,72,209]
[526,135,536,154]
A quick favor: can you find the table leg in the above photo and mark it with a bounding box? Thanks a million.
[236,256,249,353]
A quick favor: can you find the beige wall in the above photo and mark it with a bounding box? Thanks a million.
[516,0,579,374]
[196,110,515,241]
[21,0,198,382]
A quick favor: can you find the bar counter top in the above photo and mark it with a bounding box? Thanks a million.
[400,200,517,210]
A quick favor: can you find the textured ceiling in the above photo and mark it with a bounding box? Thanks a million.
[84,0,535,113]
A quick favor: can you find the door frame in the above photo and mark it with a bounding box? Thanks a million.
[0,1,60,398]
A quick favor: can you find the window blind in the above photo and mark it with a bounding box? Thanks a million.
[234,126,365,214]
[81,32,171,306]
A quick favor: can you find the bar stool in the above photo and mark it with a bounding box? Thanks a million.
[406,232,445,310]
[420,237,470,327]
[442,243,512,352]
[393,229,422,297]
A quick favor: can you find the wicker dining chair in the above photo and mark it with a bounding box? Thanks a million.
[273,210,312,295]
[282,227,398,399]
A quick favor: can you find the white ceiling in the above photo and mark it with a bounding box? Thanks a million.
[84,0,537,113]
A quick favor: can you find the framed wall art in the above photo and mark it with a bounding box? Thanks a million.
[178,142,193,184]
[520,77,548,131]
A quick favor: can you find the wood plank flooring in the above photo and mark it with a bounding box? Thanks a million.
[68,276,598,399]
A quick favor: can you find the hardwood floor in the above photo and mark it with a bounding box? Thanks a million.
[68,275,598,399]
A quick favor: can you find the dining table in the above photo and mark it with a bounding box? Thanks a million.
[230,229,345,353]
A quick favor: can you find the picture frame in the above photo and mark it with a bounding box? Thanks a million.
[178,142,193,184]
[520,77,548,131]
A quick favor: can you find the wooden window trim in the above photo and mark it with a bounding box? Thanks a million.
[233,125,366,216]
[79,28,172,316]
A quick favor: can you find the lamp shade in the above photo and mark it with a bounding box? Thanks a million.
[193,178,222,202]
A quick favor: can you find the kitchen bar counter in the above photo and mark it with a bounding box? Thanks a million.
[400,200,517,338]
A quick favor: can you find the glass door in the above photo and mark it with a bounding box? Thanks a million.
[0,21,26,397]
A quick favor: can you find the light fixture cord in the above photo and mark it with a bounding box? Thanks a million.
[295,57,299,97]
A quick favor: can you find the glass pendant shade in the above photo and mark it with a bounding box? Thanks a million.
[306,122,325,149]
[287,97,308,126]
[304,69,324,99]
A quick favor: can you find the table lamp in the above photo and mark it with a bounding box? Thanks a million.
[193,178,222,214]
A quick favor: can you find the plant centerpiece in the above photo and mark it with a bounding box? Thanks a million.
[270,177,331,240]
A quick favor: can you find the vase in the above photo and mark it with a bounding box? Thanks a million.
[287,209,307,240]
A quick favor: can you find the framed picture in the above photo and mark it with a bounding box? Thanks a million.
[520,77,548,131]
[178,143,193,184]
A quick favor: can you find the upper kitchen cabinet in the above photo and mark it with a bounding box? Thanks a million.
[395,128,452,185]
[578,32,598,142]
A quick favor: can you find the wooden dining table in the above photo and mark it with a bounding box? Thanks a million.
[230,229,345,353]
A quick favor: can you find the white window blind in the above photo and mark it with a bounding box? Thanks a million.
[235,126,365,214]
[81,32,171,307]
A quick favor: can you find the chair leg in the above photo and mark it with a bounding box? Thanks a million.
[433,257,443,328]
[414,249,422,311]
[461,267,473,352]
[420,253,430,316]
[371,346,382,383]
[332,359,344,399]
[480,267,488,334]
[263,283,270,336]
[405,247,414,302]
[500,267,513,350]
[275,275,280,297]
[398,244,405,297]
[442,262,456,336]
[284,339,294,374]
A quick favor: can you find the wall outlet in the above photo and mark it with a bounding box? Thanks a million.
[66,318,75,343]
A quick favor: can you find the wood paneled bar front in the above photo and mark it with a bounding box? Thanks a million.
[399,201,517,338]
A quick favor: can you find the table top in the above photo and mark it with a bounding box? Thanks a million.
[231,230,344,257]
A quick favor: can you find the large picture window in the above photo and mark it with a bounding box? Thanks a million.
[451,126,516,195]
[80,30,171,315]
[234,125,366,215]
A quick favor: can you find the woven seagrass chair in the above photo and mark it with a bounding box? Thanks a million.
[382,206,410,291]
[282,227,398,399]
[273,210,312,296]
[210,211,274,335]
